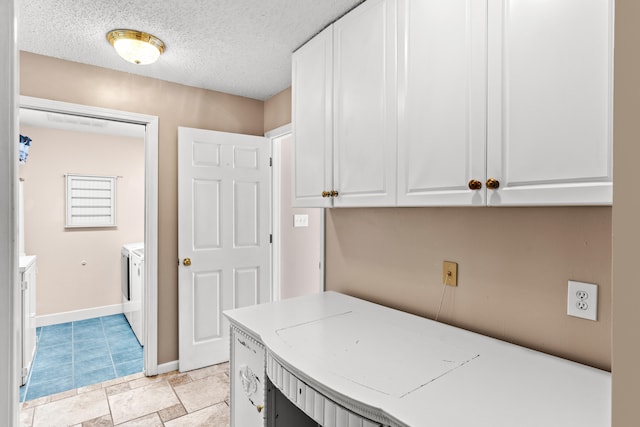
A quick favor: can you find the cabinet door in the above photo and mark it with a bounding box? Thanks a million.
[292,26,333,208]
[397,0,487,206]
[333,0,397,207]
[486,0,613,206]
[230,327,266,427]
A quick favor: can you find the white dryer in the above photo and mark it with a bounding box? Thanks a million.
[121,242,144,345]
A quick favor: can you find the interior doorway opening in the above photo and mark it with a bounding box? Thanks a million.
[268,124,325,301]
[17,96,159,401]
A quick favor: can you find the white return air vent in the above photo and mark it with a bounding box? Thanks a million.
[65,174,117,228]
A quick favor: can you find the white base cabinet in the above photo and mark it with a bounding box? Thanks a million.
[230,326,267,427]
[225,292,610,427]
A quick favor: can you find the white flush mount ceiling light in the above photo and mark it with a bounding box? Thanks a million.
[107,29,165,65]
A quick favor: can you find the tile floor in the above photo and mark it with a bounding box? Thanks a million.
[21,314,143,402]
[20,362,230,427]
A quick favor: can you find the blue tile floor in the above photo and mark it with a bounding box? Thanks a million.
[19,314,143,402]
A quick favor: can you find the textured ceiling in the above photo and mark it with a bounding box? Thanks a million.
[18,0,363,101]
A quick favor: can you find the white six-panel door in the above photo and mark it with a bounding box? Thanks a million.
[178,127,270,372]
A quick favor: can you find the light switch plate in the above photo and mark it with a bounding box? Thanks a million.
[293,214,309,228]
[567,280,598,321]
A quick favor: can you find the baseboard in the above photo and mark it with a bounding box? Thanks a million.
[36,303,124,327]
[156,360,179,375]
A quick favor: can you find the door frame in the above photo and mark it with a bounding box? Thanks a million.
[1,1,19,423]
[19,95,160,376]
[266,123,325,301]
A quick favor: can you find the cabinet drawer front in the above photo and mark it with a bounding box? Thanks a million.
[266,352,382,427]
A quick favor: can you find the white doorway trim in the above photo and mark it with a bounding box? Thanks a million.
[1,1,19,423]
[266,123,325,302]
[19,95,160,376]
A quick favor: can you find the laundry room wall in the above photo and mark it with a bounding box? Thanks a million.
[19,124,144,318]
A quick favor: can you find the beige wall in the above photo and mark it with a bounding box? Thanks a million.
[264,87,291,133]
[612,0,640,424]
[326,207,611,370]
[19,125,144,316]
[20,52,264,364]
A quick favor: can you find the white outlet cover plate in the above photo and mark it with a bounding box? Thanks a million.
[567,280,598,321]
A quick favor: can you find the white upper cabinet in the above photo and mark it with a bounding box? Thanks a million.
[398,0,613,207]
[333,0,397,207]
[292,0,397,208]
[292,26,333,208]
[294,0,612,208]
[486,0,613,206]
[397,0,487,206]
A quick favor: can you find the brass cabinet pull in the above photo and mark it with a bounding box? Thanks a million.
[322,191,330,198]
[468,179,482,190]
[183,258,191,266]
[330,190,339,197]
[486,178,500,190]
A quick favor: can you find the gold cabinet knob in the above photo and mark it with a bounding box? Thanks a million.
[486,178,500,190]
[256,405,264,413]
[322,191,330,198]
[183,258,191,266]
[330,190,339,197]
[468,179,482,190]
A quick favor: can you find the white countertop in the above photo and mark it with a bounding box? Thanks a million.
[225,291,611,427]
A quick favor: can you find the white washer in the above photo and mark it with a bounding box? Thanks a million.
[129,248,144,346]
[121,242,143,344]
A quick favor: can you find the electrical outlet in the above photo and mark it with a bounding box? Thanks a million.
[567,280,598,321]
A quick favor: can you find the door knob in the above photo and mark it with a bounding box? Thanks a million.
[330,190,339,197]
[486,178,500,190]
[322,191,330,198]
[468,180,482,190]
[183,258,191,266]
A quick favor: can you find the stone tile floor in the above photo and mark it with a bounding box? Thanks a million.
[20,362,230,427]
